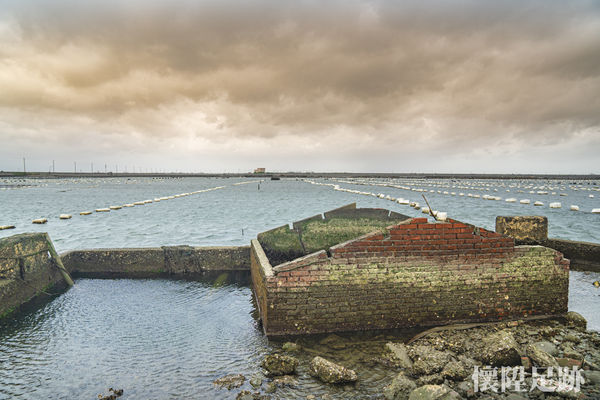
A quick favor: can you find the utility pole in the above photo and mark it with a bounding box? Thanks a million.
[52,160,55,173]
[74,161,77,173]
[91,162,94,173]
[105,164,107,173]
[22,157,26,174]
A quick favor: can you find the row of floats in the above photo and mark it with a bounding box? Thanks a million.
[0,186,227,229]
[328,179,600,214]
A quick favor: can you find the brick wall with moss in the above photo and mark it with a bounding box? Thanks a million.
[252,217,569,336]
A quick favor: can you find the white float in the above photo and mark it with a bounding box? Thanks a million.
[109,205,122,210]
[95,208,110,212]
[534,201,544,206]
[435,212,448,221]
[0,225,16,230]
[549,202,561,209]
[520,199,531,204]
[80,211,92,215]
[592,208,600,214]
[505,198,517,203]
[32,218,48,224]
[570,205,579,211]
[59,214,72,219]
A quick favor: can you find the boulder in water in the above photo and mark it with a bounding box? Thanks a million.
[308,356,357,384]
[260,354,298,376]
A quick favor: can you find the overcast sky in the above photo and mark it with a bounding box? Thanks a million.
[1,0,599,173]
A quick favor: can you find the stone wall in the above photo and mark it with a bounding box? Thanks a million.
[251,217,569,336]
[0,233,67,317]
[62,245,250,278]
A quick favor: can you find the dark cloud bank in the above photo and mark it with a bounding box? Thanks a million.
[0,0,599,172]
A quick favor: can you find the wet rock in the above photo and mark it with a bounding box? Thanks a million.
[213,374,246,390]
[409,345,452,376]
[308,356,357,384]
[527,343,558,367]
[272,375,298,388]
[265,382,276,393]
[532,341,558,356]
[385,342,413,369]
[441,361,469,381]
[565,311,587,330]
[282,342,300,352]
[564,333,581,344]
[249,374,264,388]
[383,372,417,400]
[235,390,270,400]
[261,354,298,376]
[455,380,475,399]
[319,334,349,350]
[479,330,521,367]
[407,384,461,400]
[98,388,124,400]
[584,370,600,385]
[416,374,444,386]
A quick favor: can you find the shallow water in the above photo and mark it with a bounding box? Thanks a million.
[1,177,599,398]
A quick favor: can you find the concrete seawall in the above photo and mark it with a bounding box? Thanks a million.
[0,233,69,317]
[61,245,251,278]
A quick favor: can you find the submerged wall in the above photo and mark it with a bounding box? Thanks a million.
[252,217,570,336]
[0,233,67,317]
[61,245,250,278]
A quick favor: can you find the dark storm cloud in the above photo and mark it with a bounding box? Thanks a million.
[0,0,599,172]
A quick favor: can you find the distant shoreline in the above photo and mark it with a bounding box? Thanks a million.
[1,171,598,180]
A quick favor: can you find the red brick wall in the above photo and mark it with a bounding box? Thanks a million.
[252,218,570,336]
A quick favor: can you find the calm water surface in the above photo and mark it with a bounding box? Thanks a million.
[0,177,599,398]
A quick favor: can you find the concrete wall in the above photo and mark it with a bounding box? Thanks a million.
[252,217,569,336]
[62,245,250,278]
[496,215,600,271]
[0,233,68,317]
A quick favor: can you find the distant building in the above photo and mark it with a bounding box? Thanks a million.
[253,168,266,174]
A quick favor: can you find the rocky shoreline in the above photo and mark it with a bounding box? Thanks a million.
[214,313,600,399]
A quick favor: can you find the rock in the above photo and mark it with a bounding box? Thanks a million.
[565,311,587,330]
[409,345,452,375]
[505,394,528,400]
[265,382,276,393]
[556,358,583,368]
[213,374,245,390]
[564,333,581,344]
[441,361,469,381]
[584,370,600,385]
[527,343,558,367]
[261,354,298,376]
[455,380,475,399]
[319,334,348,350]
[249,374,263,388]
[408,384,461,400]
[383,372,417,400]
[385,342,413,369]
[282,342,300,352]
[272,375,298,388]
[479,330,521,367]
[416,374,443,386]
[308,356,357,384]
[532,341,558,356]
[562,346,583,361]
[521,356,532,371]
[235,390,269,400]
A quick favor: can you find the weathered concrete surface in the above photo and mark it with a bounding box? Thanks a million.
[0,233,68,318]
[252,210,569,336]
[495,215,600,271]
[61,246,250,278]
[495,216,548,243]
[543,238,600,272]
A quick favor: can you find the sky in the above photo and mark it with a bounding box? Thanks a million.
[0,0,599,174]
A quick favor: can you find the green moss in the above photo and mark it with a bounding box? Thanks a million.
[0,306,16,319]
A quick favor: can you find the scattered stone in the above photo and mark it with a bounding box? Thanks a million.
[584,370,600,385]
[409,345,452,375]
[407,384,461,400]
[385,342,413,369]
[564,333,581,344]
[249,374,264,388]
[562,346,583,361]
[416,374,444,386]
[213,374,246,390]
[319,334,349,350]
[308,356,357,384]
[505,394,528,400]
[565,311,587,330]
[521,356,532,371]
[272,375,298,388]
[455,380,475,399]
[265,382,276,393]
[479,330,521,367]
[384,372,417,400]
[235,390,269,400]
[441,361,469,381]
[527,343,558,367]
[532,341,558,356]
[282,342,300,352]
[556,358,583,368]
[97,388,124,400]
[261,354,298,376]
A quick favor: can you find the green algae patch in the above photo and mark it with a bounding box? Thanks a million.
[258,215,407,266]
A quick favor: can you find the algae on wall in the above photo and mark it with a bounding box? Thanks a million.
[258,214,408,266]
